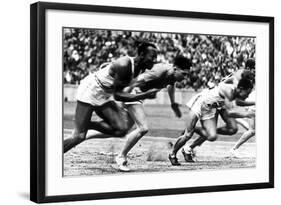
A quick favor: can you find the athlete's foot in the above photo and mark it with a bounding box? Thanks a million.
[168,154,181,166]
[182,148,195,162]
[115,155,130,172]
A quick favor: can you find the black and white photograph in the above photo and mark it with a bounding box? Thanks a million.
[29,2,274,203]
[63,27,256,176]
[1,0,280,204]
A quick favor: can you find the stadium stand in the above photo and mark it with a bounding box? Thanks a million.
[63,28,255,90]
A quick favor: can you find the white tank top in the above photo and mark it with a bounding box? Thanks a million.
[94,56,134,92]
[203,83,235,108]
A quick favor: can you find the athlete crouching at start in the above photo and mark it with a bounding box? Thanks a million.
[114,55,191,171]
[168,77,254,166]
[64,42,158,153]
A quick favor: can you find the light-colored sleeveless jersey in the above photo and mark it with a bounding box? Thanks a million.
[203,83,236,109]
[202,86,225,109]
[187,83,236,120]
[95,56,135,92]
[76,56,134,106]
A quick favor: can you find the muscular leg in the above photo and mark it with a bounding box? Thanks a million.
[217,109,238,135]
[64,101,94,153]
[88,101,134,138]
[186,117,218,151]
[235,118,250,130]
[181,126,207,145]
[171,109,198,157]
[186,112,219,150]
[180,126,207,163]
[189,127,207,149]
[64,101,133,153]
[202,117,218,141]
[233,130,255,150]
[120,103,148,157]
[232,117,255,150]
[88,120,116,135]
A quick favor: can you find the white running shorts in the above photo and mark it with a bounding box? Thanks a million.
[76,74,113,106]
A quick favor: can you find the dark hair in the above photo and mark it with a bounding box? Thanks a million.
[137,41,157,55]
[238,78,253,90]
[174,55,192,70]
[241,70,255,84]
[245,58,255,70]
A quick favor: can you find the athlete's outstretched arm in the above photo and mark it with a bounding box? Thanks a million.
[167,84,175,104]
[235,99,255,106]
[122,78,146,93]
[111,60,159,102]
[114,88,159,102]
[226,109,255,118]
[167,84,182,118]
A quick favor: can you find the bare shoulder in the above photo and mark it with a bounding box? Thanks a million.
[112,56,131,70]
[221,83,235,91]
[111,56,132,77]
[219,83,236,100]
[234,69,244,80]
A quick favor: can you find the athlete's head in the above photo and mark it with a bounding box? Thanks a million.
[241,70,255,85]
[174,55,192,70]
[137,41,158,71]
[236,78,253,100]
[173,55,191,81]
[245,58,255,71]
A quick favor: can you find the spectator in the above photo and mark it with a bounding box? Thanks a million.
[63,28,255,90]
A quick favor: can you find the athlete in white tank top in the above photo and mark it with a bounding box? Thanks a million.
[95,56,135,91]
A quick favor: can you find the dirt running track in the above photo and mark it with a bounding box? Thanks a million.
[63,102,256,177]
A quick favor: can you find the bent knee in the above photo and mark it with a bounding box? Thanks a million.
[207,134,217,141]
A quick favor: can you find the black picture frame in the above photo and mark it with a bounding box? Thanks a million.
[30,1,274,203]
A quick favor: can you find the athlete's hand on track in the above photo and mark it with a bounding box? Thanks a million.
[171,103,182,118]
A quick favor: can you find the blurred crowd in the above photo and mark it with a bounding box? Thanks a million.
[63,28,255,90]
